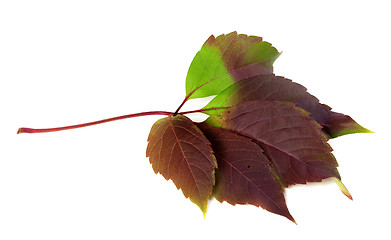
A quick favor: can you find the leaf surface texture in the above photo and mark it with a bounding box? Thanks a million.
[204,74,370,138]
[206,100,340,186]
[146,114,217,214]
[198,123,295,222]
[186,31,279,99]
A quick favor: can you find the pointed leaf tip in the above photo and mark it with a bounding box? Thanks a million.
[332,178,353,200]
[324,114,373,138]
[360,126,374,134]
[202,207,207,218]
[195,198,209,217]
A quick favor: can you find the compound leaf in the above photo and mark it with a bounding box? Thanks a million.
[146,114,217,214]
[17,31,368,223]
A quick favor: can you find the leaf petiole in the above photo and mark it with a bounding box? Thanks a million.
[17,108,229,134]
[17,111,173,134]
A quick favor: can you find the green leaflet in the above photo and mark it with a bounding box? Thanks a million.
[185,42,234,99]
[185,32,279,99]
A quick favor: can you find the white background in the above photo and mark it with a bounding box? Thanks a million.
[1,0,390,239]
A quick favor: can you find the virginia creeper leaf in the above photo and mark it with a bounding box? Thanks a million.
[186,31,279,99]
[18,32,369,222]
[204,74,371,138]
[205,100,340,187]
[146,114,217,214]
[197,123,295,222]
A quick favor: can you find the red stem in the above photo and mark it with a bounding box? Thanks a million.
[17,107,229,134]
[17,111,173,134]
[173,94,192,116]
[20,59,262,134]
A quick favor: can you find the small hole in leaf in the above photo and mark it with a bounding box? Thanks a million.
[247,165,251,168]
